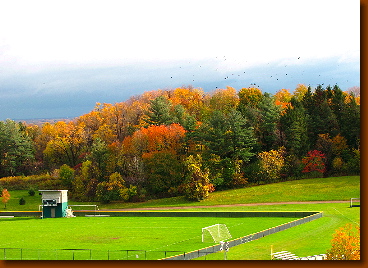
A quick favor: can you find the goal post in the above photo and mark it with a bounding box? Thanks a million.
[202,224,232,243]
[350,198,360,208]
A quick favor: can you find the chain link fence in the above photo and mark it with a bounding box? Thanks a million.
[1,211,323,260]
[0,248,185,260]
[162,212,323,260]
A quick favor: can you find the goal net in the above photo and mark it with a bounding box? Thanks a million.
[202,224,232,243]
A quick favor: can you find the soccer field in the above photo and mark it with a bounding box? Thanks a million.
[1,216,299,260]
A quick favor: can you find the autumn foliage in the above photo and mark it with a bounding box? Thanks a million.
[1,188,10,209]
[0,84,360,202]
[258,147,286,181]
[326,223,360,260]
[127,123,186,156]
[302,150,326,176]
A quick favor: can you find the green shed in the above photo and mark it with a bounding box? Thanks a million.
[39,190,68,218]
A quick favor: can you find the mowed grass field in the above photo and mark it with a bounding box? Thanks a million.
[194,202,360,260]
[0,175,360,260]
[0,216,299,260]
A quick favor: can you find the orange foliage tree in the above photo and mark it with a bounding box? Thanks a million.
[2,188,10,209]
[121,123,187,197]
[126,123,186,156]
[275,88,292,114]
[326,223,360,260]
[169,87,205,119]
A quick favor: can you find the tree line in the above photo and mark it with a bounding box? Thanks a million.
[0,84,360,202]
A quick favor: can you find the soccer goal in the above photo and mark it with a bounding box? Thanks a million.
[202,224,232,243]
[350,198,360,208]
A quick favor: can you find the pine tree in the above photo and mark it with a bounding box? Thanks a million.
[195,109,256,162]
[257,93,281,151]
[340,94,360,148]
[0,120,35,177]
[143,95,173,126]
[280,98,309,157]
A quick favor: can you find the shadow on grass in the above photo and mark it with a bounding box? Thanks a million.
[0,217,37,222]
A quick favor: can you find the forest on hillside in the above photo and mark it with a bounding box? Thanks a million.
[0,84,360,202]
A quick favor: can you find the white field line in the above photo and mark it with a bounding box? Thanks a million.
[332,207,360,226]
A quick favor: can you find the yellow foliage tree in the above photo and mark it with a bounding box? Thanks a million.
[207,86,239,114]
[258,147,286,181]
[293,84,308,101]
[43,121,87,167]
[326,223,360,260]
[182,154,214,201]
[238,87,263,108]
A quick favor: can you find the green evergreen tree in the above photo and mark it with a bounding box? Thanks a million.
[340,94,360,148]
[257,93,281,151]
[143,95,173,126]
[0,119,35,177]
[302,85,339,146]
[172,104,196,131]
[88,138,109,181]
[142,152,183,198]
[280,98,309,157]
[195,109,256,162]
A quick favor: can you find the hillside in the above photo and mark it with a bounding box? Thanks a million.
[3,176,359,211]
[97,175,360,210]
[1,85,360,204]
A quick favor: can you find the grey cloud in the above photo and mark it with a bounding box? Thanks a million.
[0,56,359,120]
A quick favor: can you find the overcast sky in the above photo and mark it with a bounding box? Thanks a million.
[0,0,360,120]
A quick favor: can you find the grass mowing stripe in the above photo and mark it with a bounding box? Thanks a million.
[0,216,298,255]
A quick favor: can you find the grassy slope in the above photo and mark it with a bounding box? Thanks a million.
[105,175,360,209]
[0,176,360,211]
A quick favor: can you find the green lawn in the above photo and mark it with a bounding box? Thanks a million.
[0,175,360,260]
[0,216,299,260]
[195,202,360,260]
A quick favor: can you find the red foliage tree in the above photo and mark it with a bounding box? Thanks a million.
[302,150,326,175]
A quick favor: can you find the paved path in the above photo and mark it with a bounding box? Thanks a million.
[100,200,349,211]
